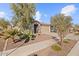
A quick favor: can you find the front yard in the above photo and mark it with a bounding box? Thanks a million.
[0,34,51,52]
[0,33,78,56]
[29,39,77,56]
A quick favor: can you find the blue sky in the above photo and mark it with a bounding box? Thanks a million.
[0,3,79,24]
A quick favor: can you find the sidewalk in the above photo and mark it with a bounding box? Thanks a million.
[1,39,55,56]
[67,41,79,56]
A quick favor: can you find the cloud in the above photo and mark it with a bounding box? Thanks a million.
[35,11,41,22]
[61,5,77,16]
[0,11,5,18]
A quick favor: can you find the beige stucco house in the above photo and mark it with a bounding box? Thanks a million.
[32,20,51,34]
[32,20,74,34]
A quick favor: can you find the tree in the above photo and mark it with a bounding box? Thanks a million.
[10,3,36,32]
[0,18,10,30]
[1,28,19,55]
[51,14,72,46]
[1,31,11,56]
[0,19,11,55]
[10,3,36,43]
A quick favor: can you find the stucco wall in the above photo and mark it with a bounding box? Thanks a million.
[32,20,50,34]
[40,25,50,34]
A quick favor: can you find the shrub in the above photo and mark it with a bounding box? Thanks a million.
[75,32,79,35]
[24,31,33,43]
[5,29,19,36]
[63,40,69,43]
[63,38,71,43]
[24,36,30,43]
[20,34,27,39]
[51,44,61,51]
[31,35,36,40]
[17,32,23,36]
[64,38,71,43]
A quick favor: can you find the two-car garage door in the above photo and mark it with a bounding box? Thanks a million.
[40,25,50,34]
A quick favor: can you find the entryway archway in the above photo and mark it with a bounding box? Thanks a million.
[34,24,38,33]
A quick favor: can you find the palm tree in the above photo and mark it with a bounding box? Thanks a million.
[51,14,72,46]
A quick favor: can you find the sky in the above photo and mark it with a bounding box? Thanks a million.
[0,3,79,24]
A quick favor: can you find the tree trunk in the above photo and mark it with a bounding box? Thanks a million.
[60,35,63,46]
[2,39,8,56]
[60,37,63,46]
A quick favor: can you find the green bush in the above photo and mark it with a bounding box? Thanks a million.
[63,40,69,43]
[51,44,61,51]
[17,32,23,36]
[20,34,27,39]
[27,31,33,39]
[31,35,36,40]
[63,39,70,43]
[5,29,19,36]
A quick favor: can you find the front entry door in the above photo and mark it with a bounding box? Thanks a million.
[34,24,38,33]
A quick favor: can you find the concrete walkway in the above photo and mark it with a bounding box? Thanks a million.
[9,39,55,56]
[1,39,55,56]
[67,41,79,56]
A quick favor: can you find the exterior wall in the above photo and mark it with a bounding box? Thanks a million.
[40,25,50,34]
[32,20,51,34]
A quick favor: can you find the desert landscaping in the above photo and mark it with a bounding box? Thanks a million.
[0,3,79,56]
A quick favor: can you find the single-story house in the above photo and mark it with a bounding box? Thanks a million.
[32,20,52,34]
[32,20,74,34]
